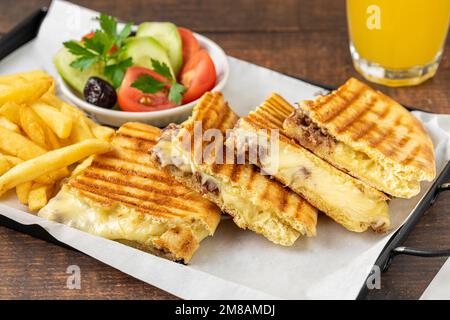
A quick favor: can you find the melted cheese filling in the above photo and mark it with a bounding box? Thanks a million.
[286,120,419,197]
[233,128,389,227]
[38,187,209,245]
[317,139,419,197]
[153,139,299,245]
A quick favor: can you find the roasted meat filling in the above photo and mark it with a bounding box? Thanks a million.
[289,109,336,148]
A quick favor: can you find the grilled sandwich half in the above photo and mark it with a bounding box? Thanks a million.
[283,78,436,198]
[39,122,221,263]
[230,93,390,233]
[150,92,318,246]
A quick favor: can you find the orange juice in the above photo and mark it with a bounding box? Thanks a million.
[347,0,450,86]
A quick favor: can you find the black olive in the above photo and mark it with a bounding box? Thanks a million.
[83,77,117,109]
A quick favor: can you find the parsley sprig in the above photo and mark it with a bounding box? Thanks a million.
[63,13,133,88]
[131,59,186,104]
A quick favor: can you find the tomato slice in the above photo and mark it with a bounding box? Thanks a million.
[180,49,216,104]
[82,32,95,41]
[178,27,200,67]
[82,32,117,54]
[118,66,178,112]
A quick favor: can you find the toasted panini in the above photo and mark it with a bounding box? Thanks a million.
[284,78,435,198]
[231,93,390,233]
[151,92,318,246]
[39,122,221,263]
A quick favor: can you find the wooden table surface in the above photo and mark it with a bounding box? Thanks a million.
[0,0,449,300]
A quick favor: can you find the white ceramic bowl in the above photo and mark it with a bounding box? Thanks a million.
[59,33,229,127]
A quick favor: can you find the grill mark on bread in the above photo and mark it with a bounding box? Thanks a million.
[260,183,270,201]
[259,104,285,128]
[75,188,180,218]
[334,95,375,133]
[104,151,152,167]
[80,170,190,198]
[259,96,294,128]
[114,133,155,150]
[230,164,241,182]
[401,144,421,165]
[121,123,161,136]
[177,92,318,236]
[351,121,377,140]
[377,104,391,120]
[89,160,168,183]
[71,180,186,218]
[118,129,160,143]
[319,87,364,123]
[295,198,305,222]
[73,175,195,211]
[368,127,393,148]
[245,167,256,191]
[397,135,411,148]
[278,186,288,212]
[309,91,335,110]
[350,103,390,140]
[367,114,402,148]
[115,132,155,143]
[297,78,436,181]
[203,95,223,131]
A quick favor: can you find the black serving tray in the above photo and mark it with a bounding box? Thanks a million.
[0,7,449,300]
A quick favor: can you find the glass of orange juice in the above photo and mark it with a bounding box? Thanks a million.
[347,0,450,87]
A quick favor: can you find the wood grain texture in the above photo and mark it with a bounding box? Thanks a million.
[0,0,449,300]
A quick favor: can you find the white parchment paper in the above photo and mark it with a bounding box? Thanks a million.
[421,258,450,300]
[0,0,449,299]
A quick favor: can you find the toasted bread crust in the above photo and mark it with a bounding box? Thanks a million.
[295,78,436,181]
[152,92,318,243]
[48,122,221,263]
[240,93,389,202]
[235,93,390,233]
[152,160,303,246]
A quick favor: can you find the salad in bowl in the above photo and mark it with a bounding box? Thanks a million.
[55,14,228,127]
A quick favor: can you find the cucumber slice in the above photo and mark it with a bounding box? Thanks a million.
[122,36,175,77]
[136,22,183,75]
[53,46,105,94]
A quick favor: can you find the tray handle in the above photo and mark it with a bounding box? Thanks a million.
[383,182,450,271]
[0,7,48,60]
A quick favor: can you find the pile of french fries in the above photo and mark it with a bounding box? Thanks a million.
[0,71,114,211]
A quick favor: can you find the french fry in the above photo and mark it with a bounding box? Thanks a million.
[0,78,52,105]
[4,153,69,184]
[42,124,61,150]
[0,84,11,91]
[39,92,63,109]
[0,126,46,160]
[0,139,111,195]
[0,155,12,176]
[0,116,20,133]
[42,93,115,141]
[31,102,73,139]
[40,93,82,114]
[71,117,94,142]
[58,103,94,142]
[28,183,54,211]
[70,155,95,177]
[19,105,47,148]
[47,79,56,95]
[16,181,32,205]
[90,125,115,141]
[84,117,115,141]
[34,167,70,184]
[0,102,20,124]
[58,98,85,116]
[3,155,22,166]
[0,70,117,208]
[0,70,53,85]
